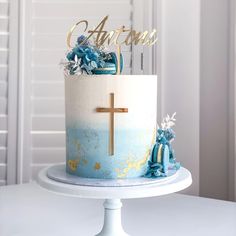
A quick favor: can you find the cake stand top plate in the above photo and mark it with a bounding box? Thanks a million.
[37,165,192,199]
[46,164,179,187]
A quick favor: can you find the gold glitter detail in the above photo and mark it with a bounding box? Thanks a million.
[116,127,156,178]
[117,149,151,178]
[94,162,101,170]
[82,159,88,165]
[73,139,81,151]
[68,159,79,171]
[73,140,81,151]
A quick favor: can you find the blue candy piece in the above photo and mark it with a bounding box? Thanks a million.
[162,145,169,174]
[92,62,116,75]
[151,143,169,174]
[107,52,124,74]
[151,143,159,163]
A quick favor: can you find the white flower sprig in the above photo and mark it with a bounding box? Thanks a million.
[60,54,84,76]
[159,112,176,130]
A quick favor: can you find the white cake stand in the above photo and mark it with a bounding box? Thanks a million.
[37,165,192,236]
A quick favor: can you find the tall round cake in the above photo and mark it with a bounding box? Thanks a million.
[65,75,157,179]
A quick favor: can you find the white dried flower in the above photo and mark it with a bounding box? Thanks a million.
[158,112,177,130]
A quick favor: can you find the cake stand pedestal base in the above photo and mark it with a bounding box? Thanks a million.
[37,165,192,236]
[96,199,129,236]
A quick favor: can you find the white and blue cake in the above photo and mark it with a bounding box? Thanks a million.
[65,75,157,179]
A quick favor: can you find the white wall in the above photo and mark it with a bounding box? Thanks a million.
[200,0,230,200]
[159,0,231,200]
[160,0,200,195]
[230,0,236,201]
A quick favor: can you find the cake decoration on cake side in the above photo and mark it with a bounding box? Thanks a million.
[146,113,181,178]
[62,35,123,76]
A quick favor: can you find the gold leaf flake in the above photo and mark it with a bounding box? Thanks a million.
[94,162,101,170]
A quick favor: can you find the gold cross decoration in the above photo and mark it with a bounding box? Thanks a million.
[96,93,128,156]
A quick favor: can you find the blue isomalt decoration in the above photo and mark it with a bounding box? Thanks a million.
[63,35,123,75]
[146,113,180,178]
[107,52,124,74]
[93,53,124,75]
[93,62,117,75]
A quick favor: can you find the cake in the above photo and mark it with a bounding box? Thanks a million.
[62,17,180,179]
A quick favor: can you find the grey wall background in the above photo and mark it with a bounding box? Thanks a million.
[200,0,231,200]
[160,0,234,200]
[160,0,200,196]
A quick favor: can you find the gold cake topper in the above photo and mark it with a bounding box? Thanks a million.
[67,15,158,48]
[67,15,158,75]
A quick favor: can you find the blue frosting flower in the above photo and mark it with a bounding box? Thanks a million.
[66,44,100,74]
[65,35,122,75]
[72,46,86,58]
[77,35,89,46]
[66,51,75,61]
[146,161,167,178]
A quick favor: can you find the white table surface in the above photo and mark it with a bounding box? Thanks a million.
[0,182,236,236]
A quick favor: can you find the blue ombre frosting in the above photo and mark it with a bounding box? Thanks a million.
[66,126,155,178]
